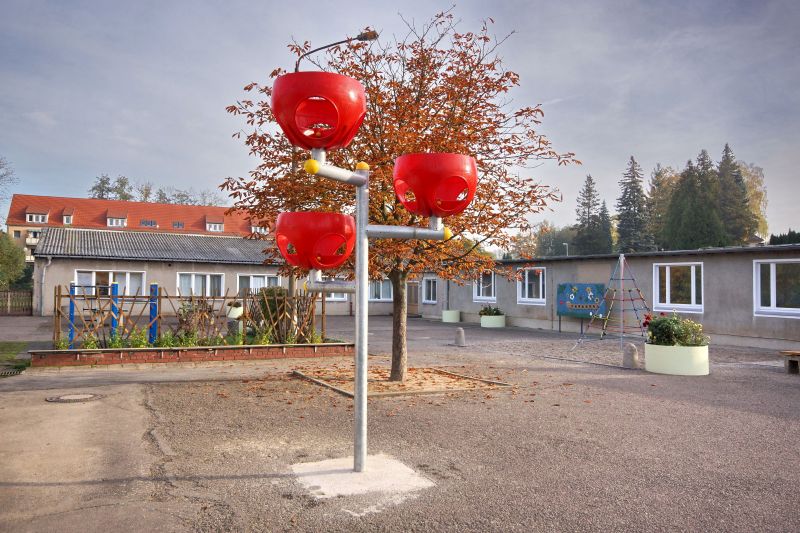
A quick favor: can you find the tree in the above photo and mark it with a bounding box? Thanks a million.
[88,174,113,199]
[111,175,134,201]
[0,232,25,290]
[573,175,606,254]
[663,157,727,249]
[0,156,17,225]
[135,181,154,202]
[717,144,756,245]
[533,222,577,257]
[223,12,576,380]
[508,229,538,259]
[738,160,768,237]
[769,229,800,245]
[597,200,613,254]
[646,164,679,250]
[615,156,651,252]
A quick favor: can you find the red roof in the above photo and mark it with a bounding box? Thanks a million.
[6,194,258,236]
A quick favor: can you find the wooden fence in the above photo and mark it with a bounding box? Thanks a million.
[53,285,325,349]
[0,290,33,316]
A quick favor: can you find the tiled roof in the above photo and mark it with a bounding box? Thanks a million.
[6,194,259,236]
[34,227,277,265]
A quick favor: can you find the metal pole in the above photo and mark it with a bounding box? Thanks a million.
[619,254,624,350]
[110,283,119,339]
[353,165,370,472]
[68,284,75,349]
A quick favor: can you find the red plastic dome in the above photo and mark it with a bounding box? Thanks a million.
[271,72,367,151]
[275,212,356,270]
[393,153,478,217]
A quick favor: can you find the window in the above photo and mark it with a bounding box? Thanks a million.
[206,223,224,232]
[518,268,546,305]
[28,230,41,239]
[238,274,280,294]
[177,273,224,297]
[251,226,269,235]
[172,221,184,229]
[73,270,145,296]
[369,279,393,301]
[754,260,800,318]
[423,278,437,304]
[653,262,703,313]
[13,230,21,239]
[140,219,157,227]
[107,217,126,227]
[324,276,348,301]
[63,215,72,225]
[26,213,47,223]
[473,271,496,302]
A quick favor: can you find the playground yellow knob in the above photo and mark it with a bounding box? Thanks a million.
[356,161,370,170]
[304,159,320,174]
[443,226,453,240]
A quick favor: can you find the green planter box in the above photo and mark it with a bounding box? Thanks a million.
[442,310,461,323]
[480,315,506,328]
[644,344,709,376]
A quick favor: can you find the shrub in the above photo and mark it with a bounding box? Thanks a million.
[154,331,177,348]
[83,334,99,349]
[128,327,150,348]
[646,312,710,347]
[479,305,503,316]
[107,333,124,349]
[54,337,69,350]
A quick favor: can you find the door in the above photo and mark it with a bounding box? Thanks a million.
[407,281,420,316]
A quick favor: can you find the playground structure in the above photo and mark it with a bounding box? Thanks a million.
[573,254,651,349]
[270,70,476,472]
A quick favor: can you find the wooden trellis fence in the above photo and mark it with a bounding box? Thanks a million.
[0,290,33,316]
[53,284,323,349]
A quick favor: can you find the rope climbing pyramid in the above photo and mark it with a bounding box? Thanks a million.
[573,254,650,349]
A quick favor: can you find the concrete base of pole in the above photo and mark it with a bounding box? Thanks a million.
[455,328,466,347]
[291,454,434,499]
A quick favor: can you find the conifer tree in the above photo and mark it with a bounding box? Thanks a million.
[574,174,602,254]
[717,144,757,244]
[615,156,651,252]
[598,200,613,253]
[646,164,679,250]
[663,157,727,249]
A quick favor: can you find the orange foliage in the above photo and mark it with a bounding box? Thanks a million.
[223,11,577,283]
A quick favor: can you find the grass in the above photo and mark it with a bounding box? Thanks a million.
[0,341,30,371]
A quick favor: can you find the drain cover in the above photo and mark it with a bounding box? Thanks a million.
[46,393,104,403]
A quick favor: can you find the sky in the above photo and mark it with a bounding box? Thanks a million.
[1,0,798,236]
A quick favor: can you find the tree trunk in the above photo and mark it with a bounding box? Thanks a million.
[389,270,408,382]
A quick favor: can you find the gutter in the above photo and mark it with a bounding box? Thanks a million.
[39,255,52,317]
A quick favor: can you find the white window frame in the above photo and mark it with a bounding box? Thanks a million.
[206,223,224,232]
[73,269,147,296]
[237,273,281,293]
[63,215,73,225]
[26,213,47,223]
[422,278,438,304]
[107,217,127,227]
[473,271,496,303]
[251,226,269,235]
[517,267,546,305]
[323,276,348,302]
[753,259,800,319]
[176,272,225,297]
[369,279,393,302]
[653,262,704,314]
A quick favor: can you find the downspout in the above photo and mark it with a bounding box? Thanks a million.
[39,256,53,317]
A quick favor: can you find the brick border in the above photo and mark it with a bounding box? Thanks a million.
[29,343,354,368]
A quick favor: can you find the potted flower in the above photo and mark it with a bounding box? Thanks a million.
[226,301,244,320]
[644,312,710,376]
[479,305,505,328]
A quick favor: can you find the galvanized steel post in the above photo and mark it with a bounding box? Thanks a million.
[353,166,370,472]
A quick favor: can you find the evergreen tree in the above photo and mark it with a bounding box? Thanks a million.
[717,144,757,244]
[646,164,679,250]
[769,229,800,245]
[574,175,603,254]
[615,156,652,252]
[598,200,613,253]
[663,158,727,249]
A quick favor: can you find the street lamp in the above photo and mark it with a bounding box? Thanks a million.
[295,30,379,72]
[563,242,569,256]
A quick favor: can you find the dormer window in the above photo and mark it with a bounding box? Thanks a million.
[26,213,48,223]
[207,223,224,232]
[140,219,157,228]
[63,215,73,225]
[107,217,127,227]
[251,226,268,235]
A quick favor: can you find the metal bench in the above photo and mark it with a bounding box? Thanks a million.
[781,351,800,374]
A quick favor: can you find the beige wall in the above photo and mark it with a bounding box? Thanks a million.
[7,224,41,262]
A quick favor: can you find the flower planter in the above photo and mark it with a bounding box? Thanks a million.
[480,315,506,328]
[442,310,461,323]
[226,306,244,319]
[644,344,709,376]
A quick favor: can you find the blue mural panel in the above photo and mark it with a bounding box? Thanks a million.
[557,283,607,318]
